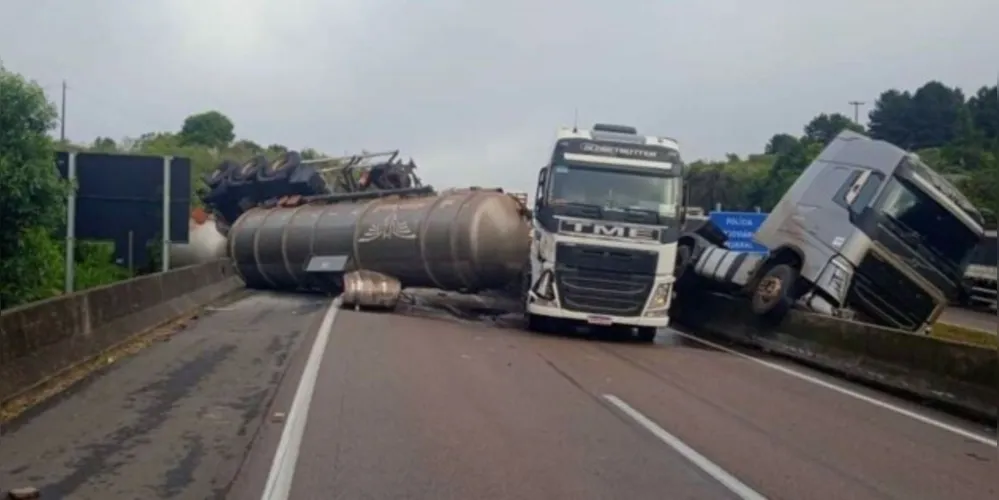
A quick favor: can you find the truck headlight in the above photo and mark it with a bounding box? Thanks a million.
[537,233,555,261]
[648,282,672,310]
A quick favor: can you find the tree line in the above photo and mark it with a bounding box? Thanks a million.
[0,66,328,308]
[2,64,997,309]
[686,80,998,225]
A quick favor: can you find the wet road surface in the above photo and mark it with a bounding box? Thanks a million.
[0,291,329,500]
[230,306,997,500]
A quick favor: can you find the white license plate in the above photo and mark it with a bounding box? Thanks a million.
[586,315,613,326]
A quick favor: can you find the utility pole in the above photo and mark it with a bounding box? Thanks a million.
[848,100,865,124]
[59,80,67,142]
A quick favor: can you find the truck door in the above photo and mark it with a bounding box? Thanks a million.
[797,164,857,238]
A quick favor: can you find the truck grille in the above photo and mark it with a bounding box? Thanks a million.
[554,243,656,316]
[847,251,937,331]
[969,233,997,268]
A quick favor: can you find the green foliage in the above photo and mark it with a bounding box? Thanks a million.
[0,227,64,306]
[179,110,235,149]
[0,65,70,308]
[690,80,999,226]
[74,241,132,290]
[91,136,118,152]
[803,113,863,145]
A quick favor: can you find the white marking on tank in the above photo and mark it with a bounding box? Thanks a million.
[260,296,342,500]
[603,394,768,500]
[673,331,997,447]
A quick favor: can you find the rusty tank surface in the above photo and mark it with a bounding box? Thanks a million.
[227,189,531,293]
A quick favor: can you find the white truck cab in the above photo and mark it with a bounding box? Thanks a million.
[524,123,685,342]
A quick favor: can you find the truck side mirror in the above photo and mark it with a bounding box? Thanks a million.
[534,167,547,209]
[679,179,690,226]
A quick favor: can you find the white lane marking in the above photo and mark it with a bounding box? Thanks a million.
[671,330,998,448]
[603,394,768,500]
[261,296,342,500]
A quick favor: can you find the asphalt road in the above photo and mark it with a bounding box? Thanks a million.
[0,291,329,500]
[229,305,997,500]
[1,293,994,500]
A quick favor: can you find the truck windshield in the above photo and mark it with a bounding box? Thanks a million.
[874,176,980,273]
[548,163,681,217]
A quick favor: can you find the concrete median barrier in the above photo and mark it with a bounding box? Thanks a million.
[673,292,997,421]
[930,322,996,349]
[0,260,244,405]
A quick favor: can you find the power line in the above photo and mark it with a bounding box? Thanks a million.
[848,100,865,124]
[60,80,67,141]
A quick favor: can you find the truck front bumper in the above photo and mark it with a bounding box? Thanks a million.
[526,302,670,328]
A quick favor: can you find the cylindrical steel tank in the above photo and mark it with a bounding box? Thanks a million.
[227,189,531,292]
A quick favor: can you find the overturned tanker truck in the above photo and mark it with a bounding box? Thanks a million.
[200,148,533,305]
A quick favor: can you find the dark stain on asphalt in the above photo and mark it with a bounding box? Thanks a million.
[158,433,205,498]
[38,344,236,498]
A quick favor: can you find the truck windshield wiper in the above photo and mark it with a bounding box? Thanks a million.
[563,202,603,218]
[614,206,660,224]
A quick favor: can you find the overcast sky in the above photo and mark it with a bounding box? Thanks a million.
[2,0,998,193]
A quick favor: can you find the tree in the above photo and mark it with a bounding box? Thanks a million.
[764,133,799,155]
[179,110,235,149]
[91,136,118,152]
[0,66,68,306]
[266,144,288,155]
[907,81,965,149]
[231,139,263,155]
[868,89,914,147]
[802,113,862,145]
[966,85,998,143]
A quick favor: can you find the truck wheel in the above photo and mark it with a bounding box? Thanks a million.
[526,313,550,333]
[635,326,658,343]
[750,263,799,322]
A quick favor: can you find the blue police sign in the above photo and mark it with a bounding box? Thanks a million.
[708,211,769,253]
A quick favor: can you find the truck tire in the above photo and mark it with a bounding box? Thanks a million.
[204,160,239,190]
[258,150,302,181]
[527,313,552,333]
[635,326,658,343]
[750,263,799,322]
